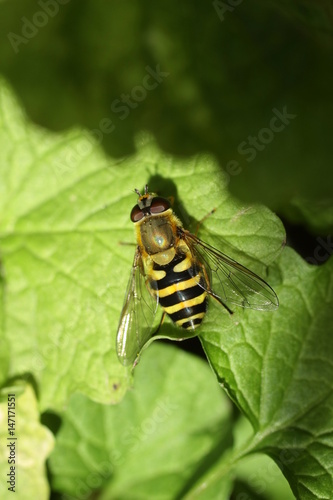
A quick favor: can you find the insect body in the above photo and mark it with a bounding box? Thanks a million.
[149,250,207,330]
[116,185,279,367]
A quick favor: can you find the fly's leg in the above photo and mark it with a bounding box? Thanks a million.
[195,208,216,236]
[209,292,234,315]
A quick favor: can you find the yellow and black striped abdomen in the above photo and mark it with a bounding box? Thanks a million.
[149,252,207,330]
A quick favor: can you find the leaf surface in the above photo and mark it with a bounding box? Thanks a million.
[198,249,333,499]
[0,79,284,411]
[49,344,233,500]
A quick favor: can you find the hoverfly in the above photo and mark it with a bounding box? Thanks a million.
[116,185,279,367]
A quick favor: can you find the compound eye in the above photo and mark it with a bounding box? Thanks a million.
[130,205,144,222]
[149,197,171,214]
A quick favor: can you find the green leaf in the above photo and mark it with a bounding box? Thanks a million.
[231,416,295,500]
[49,347,295,499]
[197,248,333,499]
[2,76,331,499]
[0,78,284,411]
[0,384,54,499]
[49,344,233,500]
[0,78,130,410]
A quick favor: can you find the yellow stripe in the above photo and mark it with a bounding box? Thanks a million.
[173,255,192,273]
[164,292,206,315]
[157,275,201,298]
[150,269,166,280]
[175,312,206,327]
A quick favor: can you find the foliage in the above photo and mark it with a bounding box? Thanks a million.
[0,1,332,499]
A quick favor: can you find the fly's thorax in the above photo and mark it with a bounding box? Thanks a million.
[136,212,175,255]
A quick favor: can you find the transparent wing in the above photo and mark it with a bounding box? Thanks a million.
[182,229,279,311]
[116,248,162,367]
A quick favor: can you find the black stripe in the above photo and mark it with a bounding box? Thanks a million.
[168,301,207,323]
[159,284,204,308]
[150,270,190,291]
[181,317,204,329]
[150,253,200,291]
